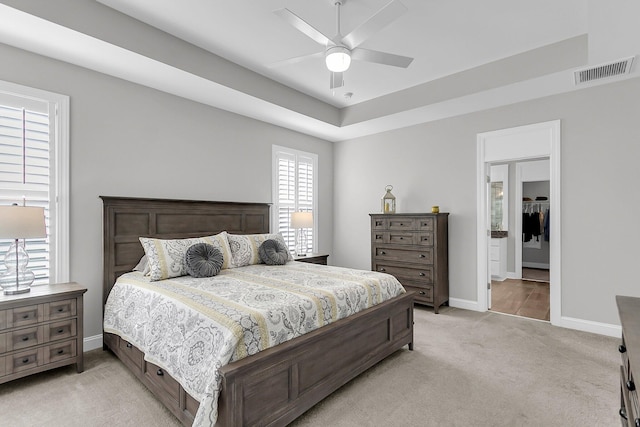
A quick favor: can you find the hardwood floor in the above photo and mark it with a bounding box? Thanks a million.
[491,277,550,321]
[522,267,550,282]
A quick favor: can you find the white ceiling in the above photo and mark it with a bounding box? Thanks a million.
[96,0,588,108]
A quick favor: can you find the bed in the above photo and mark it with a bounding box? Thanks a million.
[101,196,414,426]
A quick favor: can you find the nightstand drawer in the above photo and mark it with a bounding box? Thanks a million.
[9,305,42,329]
[45,299,76,320]
[374,246,433,264]
[9,325,43,351]
[45,340,77,364]
[145,360,180,402]
[9,347,44,374]
[45,319,76,342]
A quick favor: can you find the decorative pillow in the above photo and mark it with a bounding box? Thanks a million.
[227,233,292,268]
[258,239,289,265]
[185,243,223,277]
[139,232,232,281]
[132,255,150,275]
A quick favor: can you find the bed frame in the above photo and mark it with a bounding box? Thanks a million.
[101,196,414,426]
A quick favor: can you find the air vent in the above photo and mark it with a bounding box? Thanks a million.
[574,56,635,85]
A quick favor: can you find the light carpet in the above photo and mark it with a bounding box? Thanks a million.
[0,306,620,426]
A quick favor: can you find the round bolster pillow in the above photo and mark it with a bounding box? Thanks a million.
[258,239,289,265]
[185,243,224,277]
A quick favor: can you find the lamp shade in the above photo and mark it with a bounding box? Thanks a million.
[290,212,313,229]
[0,205,46,239]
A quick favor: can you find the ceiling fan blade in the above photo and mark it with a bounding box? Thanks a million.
[330,72,344,89]
[351,47,413,68]
[274,8,333,47]
[341,0,407,49]
[267,51,324,68]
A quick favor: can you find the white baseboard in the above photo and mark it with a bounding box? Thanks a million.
[448,297,480,311]
[554,316,621,338]
[522,262,550,269]
[84,334,103,352]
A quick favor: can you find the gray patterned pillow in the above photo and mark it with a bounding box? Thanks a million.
[185,243,224,278]
[258,239,289,265]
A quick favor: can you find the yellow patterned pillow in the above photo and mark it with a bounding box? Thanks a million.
[227,233,292,268]
[139,232,232,281]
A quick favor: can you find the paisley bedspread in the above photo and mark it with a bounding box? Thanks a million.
[103,261,405,426]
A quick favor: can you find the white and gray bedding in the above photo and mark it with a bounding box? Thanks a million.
[103,261,405,426]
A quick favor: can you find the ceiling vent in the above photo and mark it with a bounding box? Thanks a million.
[574,56,635,85]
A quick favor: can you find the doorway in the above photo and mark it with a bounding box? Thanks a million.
[476,120,561,325]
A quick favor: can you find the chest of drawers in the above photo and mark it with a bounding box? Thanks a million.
[0,282,86,384]
[617,295,640,426]
[371,213,449,313]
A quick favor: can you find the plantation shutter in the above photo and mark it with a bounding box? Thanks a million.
[273,147,317,254]
[0,98,50,285]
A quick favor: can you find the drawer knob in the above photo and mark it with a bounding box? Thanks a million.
[627,380,636,391]
[21,336,29,341]
[380,251,386,255]
[399,223,404,226]
[379,268,386,272]
[22,314,29,319]
[619,344,627,353]
[57,349,64,355]
[157,368,164,376]
[635,418,640,427]
[57,328,64,334]
[619,408,627,421]
[126,342,133,348]
[419,291,426,295]
[22,358,29,364]
[419,254,425,258]
[419,272,426,277]
[57,308,64,312]
[399,237,404,240]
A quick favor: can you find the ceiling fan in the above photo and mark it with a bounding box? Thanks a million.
[273,0,414,90]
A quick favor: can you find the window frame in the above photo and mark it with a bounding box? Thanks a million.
[271,145,318,254]
[0,80,70,284]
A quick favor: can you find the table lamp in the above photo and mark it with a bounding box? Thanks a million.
[290,212,313,256]
[0,204,46,295]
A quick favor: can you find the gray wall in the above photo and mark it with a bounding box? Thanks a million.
[0,43,334,341]
[334,76,640,325]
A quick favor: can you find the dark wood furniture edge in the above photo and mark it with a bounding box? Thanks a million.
[102,196,414,427]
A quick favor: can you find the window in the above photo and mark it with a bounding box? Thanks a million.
[272,145,318,254]
[0,81,69,285]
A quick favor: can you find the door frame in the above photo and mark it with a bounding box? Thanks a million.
[476,120,561,325]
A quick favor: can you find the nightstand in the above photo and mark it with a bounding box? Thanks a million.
[293,253,329,265]
[0,282,87,384]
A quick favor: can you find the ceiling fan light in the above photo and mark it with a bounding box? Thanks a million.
[325,46,351,72]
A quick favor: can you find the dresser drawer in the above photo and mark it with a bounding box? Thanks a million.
[145,360,180,403]
[0,311,7,331]
[374,262,434,285]
[45,339,77,364]
[9,347,44,374]
[374,246,433,264]
[387,217,418,231]
[9,305,42,329]
[45,319,77,342]
[404,285,434,303]
[45,298,76,320]
[9,325,44,352]
[375,231,434,246]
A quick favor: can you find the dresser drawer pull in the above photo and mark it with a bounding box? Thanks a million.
[419,291,426,295]
[399,237,404,240]
[21,336,29,341]
[22,358,29,364]
[380,251,386,255]
[419,254,425,258]
[157,368,164,376]
[379,268,386,272]
[22,314,30,319]
[619,344,627,353]
[57,308,64,313]
[620,408,628,420]
[57,349,64,355]
[57,328,64,334]
[419,272,426,277]
[126,342,133,348]
[627,380,635,391]
[399,223,404,226]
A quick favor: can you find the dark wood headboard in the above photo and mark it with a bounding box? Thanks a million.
[101,196,270,304]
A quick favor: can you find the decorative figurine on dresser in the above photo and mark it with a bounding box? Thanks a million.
[370,212,449,313]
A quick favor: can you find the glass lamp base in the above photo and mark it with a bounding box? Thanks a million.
[0,271,34,295]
